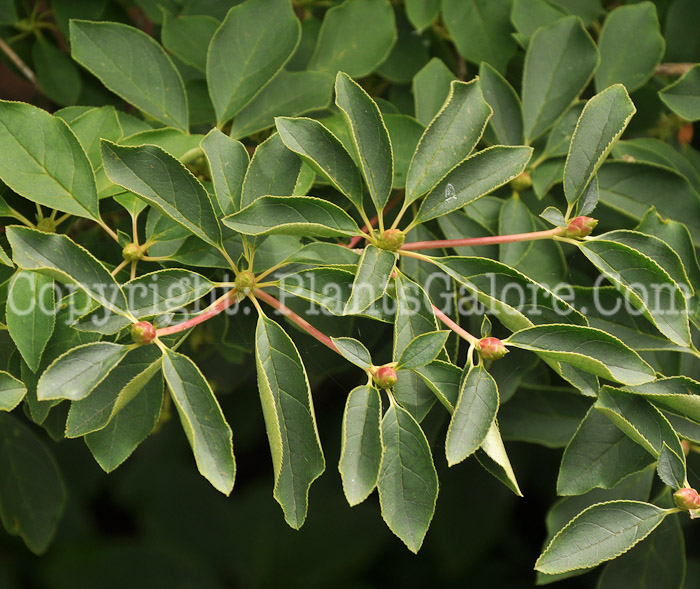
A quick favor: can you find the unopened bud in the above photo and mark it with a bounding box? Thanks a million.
[564,216,598,238]
[36,218,57,233]
[476,337,508,361]
[376,229,405,252]
[122,243,143,262]
[681,440,692,456]
[674,488,700,511]
[131,321,156,345]
[510,171,532,192]
[373,365,398,389]
[234,270,256,294]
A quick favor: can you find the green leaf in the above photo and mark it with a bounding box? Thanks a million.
[78,269,216,334]
[339,385,382,506]
[0,101,99,220]
[659,64,700,122]
[442,0,516,73]
[70,20,188,131]
[499,389,591,448]
[415,146,533,223]
[597,512,685,589]
[412,58,455,126]
[578,239,691,346]
[506,324,656,385]
[405,0,439,31]
[558,407,654,495]
[240,133,302,209]
[162,348,235,495]
[384,114,424,189]
[479,62,524,146]
[476,421,522,496]
[656,443,687,490]
[0,371,27,411]
[37,342,130,401]
[336,72,393,213]
[396,331,448,370]
[595,2,665,93]
[564,85,636,205]
[32,36,82,106]
[6,226,129,316]
[620,376,700,424]
[6,271,55,373]
[595,387,684,459]
[161,11,219,73]
[85,371,163,473]
[276,117,364,211]
[413,360,461,411]
[542,101,584,160]
[200,129,249,216]
[510,0,568,44]
[596,230,693,297]
[445,365,499,466]
[377,400,438,553]
[65,346,162,438]
[206,0,300,125]
[406,79,493,204]
[222,196,361,238]
[101,141,221,247]
[434,256,585,332]
[499,194,535,269]
[331,337,372,370]
[597,161,700,245]
[0,413,66,554]
[344,245,396,315]
[522,16,599,142]
[307,0,396,78]
[535,500,670,574]
[255,314,325,528]
[231,71,334,139]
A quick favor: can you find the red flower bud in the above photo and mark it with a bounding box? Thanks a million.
[131,321,156,345]
[564,216,598,238]
[476,337,508,361]
[673,488,700,511]
[122,243,143,262]
[509,171,532,192]
[376,229,406,252]
[681,440,691,456]
[373,365,398,389]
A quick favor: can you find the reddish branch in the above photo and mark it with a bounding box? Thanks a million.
[156,289,238,336]
[432,304,478,345]
[400,227,561,251]
[254,289,340,353]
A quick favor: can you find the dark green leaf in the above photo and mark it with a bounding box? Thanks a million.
[255,314,325,528]
[207,0,300,124]
[445,365,499,465]
[102,141,221,247]
[412,58,455,126]
[161,11,219,73]
[396,331,449,370]
[479,62,524,145]
[659,64,700,122]
[339,385,382,505]
[0,413,65,554]
[378,400,438,553]
[656,444,687,490]
[344,246,396,315]
[70,20,188,130]
[522,16,599,142]
[0,101,99,220]
[200,129,249,216]
[162,348,235,495]
[336,72,393,213]
[331,337,372,370]
[0,371,26,411]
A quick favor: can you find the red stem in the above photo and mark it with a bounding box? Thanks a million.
[400,228,562,251]
[156,289,238,336]
[432,304,478,344]
[346,193,404,249]
[254,289,340,354]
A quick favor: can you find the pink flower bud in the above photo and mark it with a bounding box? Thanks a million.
[674,488,700,510]
[476,337,508,361]
[131,321,156,345]
[564,216,598,238]
[373,366,398,389]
